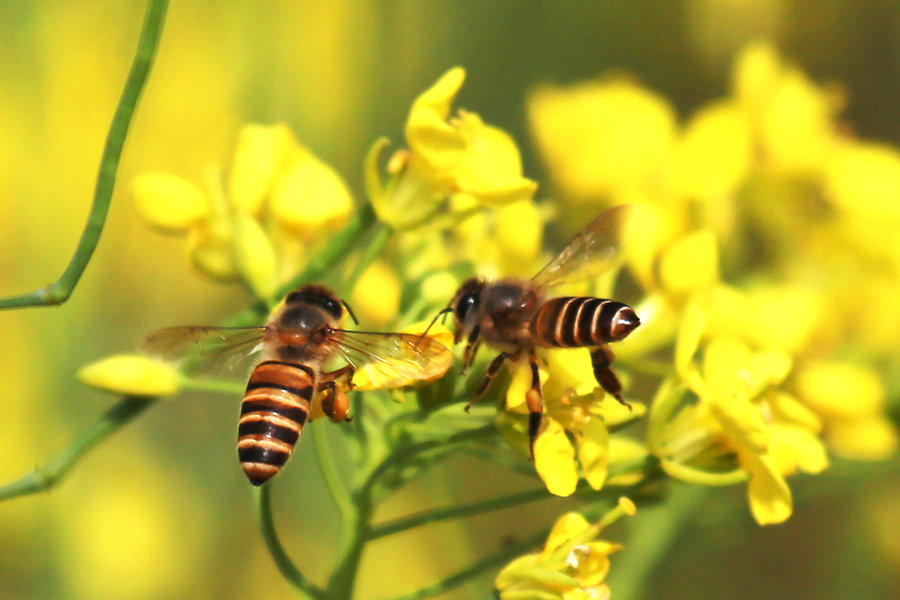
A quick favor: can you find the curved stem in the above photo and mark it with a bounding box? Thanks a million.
[606,484,712,600]
[254,485,327,600]
[0,396,156,501]
[342,221,394,295]
[391,527,550,600]
[311,423,355,531]
[274,203,378,303]
[0,0,170,310]
[368,486,552,541]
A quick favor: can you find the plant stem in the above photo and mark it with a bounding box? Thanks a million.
[606,483,712,600]
[342,221,394,296]
[274,203,378,302]
[254,484,328,600]
[368,486,553,540]
[312,423,356,534]
[0,396,156,501]
[0,0,169,310]
[391,527,550,600]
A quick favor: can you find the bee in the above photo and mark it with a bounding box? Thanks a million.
[441,205,640,454]
[144,284,449,486]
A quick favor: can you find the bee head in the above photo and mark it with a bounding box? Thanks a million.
[286,284,343,320]
[449,277,485,341]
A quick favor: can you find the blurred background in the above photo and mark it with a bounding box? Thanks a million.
[0,1,898,598]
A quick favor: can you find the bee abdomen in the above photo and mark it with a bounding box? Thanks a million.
[238,360,315,486]
[532,297,640,348]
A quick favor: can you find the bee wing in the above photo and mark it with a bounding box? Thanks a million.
[142,326,269,377]
[334,330,453,391]
[531,204,628,291]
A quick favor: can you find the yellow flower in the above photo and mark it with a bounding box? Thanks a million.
[824,142,900,222]
[658,229,719,297]
[78,354,180,397]
[528,78,676,200]
[133,123,354,300]
[350,320,454,391]
[372,68,537,230]
[506,350,644,497]
[794,361,898,460]
[495,502,632,600]
[659,309,828,525]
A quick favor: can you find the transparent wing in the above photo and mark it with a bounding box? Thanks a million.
[335,329,453,391]
[142,326,268,377]
[531,204,628,290]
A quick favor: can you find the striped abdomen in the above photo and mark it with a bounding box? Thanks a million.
[531,297,640,348]
[238,360,315,485]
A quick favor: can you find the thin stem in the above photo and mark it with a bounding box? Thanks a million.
[606,483,712,600]
[342,221,393,295]
[0,396,156,501]
[311,423,355,531]
[391,527,550,600]
[0,0,169,310]
[254,485,327,600]
[274,203,378,303]
[368,486,552,541]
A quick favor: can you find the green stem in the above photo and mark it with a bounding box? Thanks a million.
[368,486,552,541]
[311,423,355,533]
[342,221,393,296]
[606,483,712,600]
[0,0,169,310]
[0,396,155,501]
[254,485,327,600]
[391,527,549,600]
[274,203,378,302]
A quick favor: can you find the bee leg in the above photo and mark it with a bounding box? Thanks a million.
[589,345,632,410]
[525,356,543,460]
[460,325,482,376]
[465,351,507,413]
[318,366,354,422]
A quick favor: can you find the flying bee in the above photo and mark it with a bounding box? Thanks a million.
[438,205,640,455]
[144,284,450,486]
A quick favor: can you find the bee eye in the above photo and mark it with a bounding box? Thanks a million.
[455,292,479,322]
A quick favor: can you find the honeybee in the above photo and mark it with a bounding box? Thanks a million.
[144,284,449,485]
[443,206,640,454]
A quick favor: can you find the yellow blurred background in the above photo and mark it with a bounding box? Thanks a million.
[1,1,898,599]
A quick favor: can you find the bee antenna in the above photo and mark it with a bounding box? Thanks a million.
[341,300,360,326]
[421,305,453,339]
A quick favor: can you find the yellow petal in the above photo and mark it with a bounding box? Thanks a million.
[535,419,579,497]
[133,173,210,233]
[495,198,543,275]
[732,41,782,114]
[709,396,770,455]
[575,418,609,490]
[675,302,706,381]
[351,321,453,391]
[827,417,899,461]
[760,68,834,173]
[453,112,538,206]
[270,147,353,233]
[188,217,239,281]
[78,354,179,397]
[570,541,619,587]
[824,142,900,222]
[794,360,885,420]
[659,230,719,296]
[769,423,829,475]
[542,348,596,399]
[743,452,793,525]
[672,101,752,199]
[507,361,548,413]
[765,391,822,432]
[231,214,278,300]
[703,336,750,401]
[541,512,591,558]
[528,78,676,199]
[349,260,401,326]
[405,67,468,176]
[228,123,296,213]
[621,202,684,290]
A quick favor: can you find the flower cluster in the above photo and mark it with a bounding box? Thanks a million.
[495,498,634,600]
[524,40,898,524]
[133,123,354,302]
